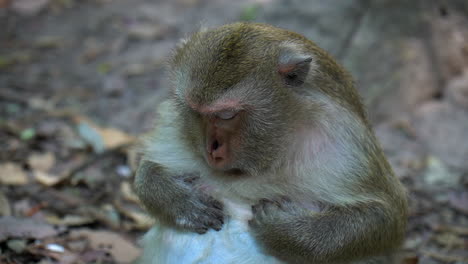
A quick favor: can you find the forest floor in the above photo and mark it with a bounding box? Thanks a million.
[1,0,468,263]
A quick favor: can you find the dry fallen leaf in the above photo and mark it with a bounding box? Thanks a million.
[0,191,11,216]
[28,152,55,171]
[99,127,135,149]
[433,232,465,248]
[34,170,62,186]
[0,162,28,185]
[70,229,141,263]
[120,182,140,203]
[73,116,135,152]
[122,209,154,230]
[127,146,143,172]
[127,23,170,40]
[46,214,94,226]
[124,63,146,76]
[115,201,154,230]
[0,217,63,242]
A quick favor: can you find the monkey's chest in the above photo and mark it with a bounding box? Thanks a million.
[139,201,283,264]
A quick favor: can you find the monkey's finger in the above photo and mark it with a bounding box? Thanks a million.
[252,204,260,214]
[208,220,223,231]
[205,210,224,223]
[278,196,292,207]
[194,227,209,234]
[210,198,223,210]
[199,195,224,211]
[275,196,293,211]
[260,199,276,213]
[251,205,266,221]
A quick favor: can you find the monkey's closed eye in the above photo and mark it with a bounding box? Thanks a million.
[216,110,237,120]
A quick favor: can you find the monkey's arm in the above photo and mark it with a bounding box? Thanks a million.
[134,160,224,234]
[250,198,405,263]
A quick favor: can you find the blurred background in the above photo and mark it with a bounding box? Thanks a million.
[1,0,467,263]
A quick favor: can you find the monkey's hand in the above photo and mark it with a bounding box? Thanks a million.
[249,197,403,263]
[171,185,225,234]
[249,198,320,262]
[134,161,224,234]
[249,198,312,230]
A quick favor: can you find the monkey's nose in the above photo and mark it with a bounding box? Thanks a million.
[208,137,228,167]
[211,140,225,160]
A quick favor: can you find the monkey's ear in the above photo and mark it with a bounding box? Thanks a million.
[278,52,313,86]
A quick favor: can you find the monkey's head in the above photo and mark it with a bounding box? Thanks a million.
[169,23,362,175]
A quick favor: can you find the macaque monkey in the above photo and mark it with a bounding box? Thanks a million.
[134,22,408,264]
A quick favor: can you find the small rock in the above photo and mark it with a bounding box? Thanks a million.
[46,243,65,253]
[124,63,146,76]
[375,121,425,178]
[103,75,126,96]
[424,156,462,187]
[403,236,422,250]
[36,119,62,136]
[413,101,468,170]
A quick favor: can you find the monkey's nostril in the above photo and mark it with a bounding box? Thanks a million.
[212,140,219,151]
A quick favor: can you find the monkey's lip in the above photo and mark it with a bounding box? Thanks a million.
[206,155,242,175]
[206,155,225,169]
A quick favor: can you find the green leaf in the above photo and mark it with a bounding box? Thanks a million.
[97,63,111,74]
[240,4,260,21]
[20,128,35,141]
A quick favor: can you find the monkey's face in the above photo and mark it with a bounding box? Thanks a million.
[180,95,263,174]
[178,79,295,176]
[171,23,317,174]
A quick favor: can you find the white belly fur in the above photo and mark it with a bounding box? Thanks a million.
[138,199,283,264]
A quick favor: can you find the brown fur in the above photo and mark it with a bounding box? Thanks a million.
[134,22,408,263]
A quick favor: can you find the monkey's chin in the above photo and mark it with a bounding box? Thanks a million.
[205,155,244,175]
